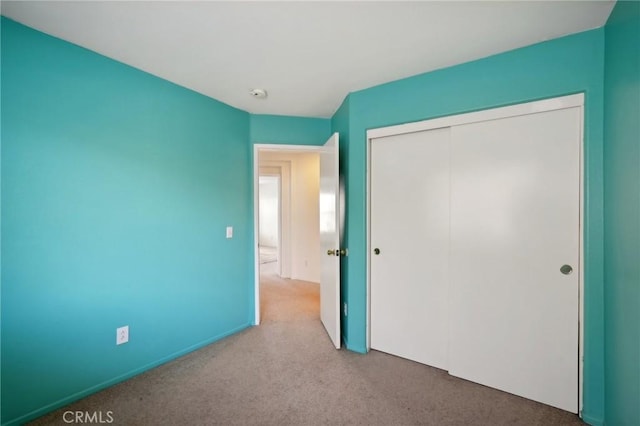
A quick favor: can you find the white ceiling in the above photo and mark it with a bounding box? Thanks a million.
[1,1,615,118]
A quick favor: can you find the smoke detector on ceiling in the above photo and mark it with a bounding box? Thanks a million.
[249,88,268,99]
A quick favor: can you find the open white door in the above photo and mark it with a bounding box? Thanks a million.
[319,133,341,349]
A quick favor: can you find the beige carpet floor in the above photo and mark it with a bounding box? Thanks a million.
[28,269,584,425]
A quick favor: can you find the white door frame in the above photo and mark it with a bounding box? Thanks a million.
[253,144,324,325]
[365,93,585,413]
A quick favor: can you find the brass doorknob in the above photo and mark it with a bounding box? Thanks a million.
[374,248,380,255]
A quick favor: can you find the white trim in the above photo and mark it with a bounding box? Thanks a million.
[253,143,325,325]
[253,145,260,325]
[255,144,323,153]
[366,93,584,140]
[366,142,372,351]
[365,93,585,413]
[578,103,585,416]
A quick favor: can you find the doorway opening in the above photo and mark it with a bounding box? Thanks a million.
[253,145,323,325]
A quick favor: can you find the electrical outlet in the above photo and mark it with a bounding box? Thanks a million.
[116,326,129,345]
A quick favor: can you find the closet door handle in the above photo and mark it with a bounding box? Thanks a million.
[560,264,573,275]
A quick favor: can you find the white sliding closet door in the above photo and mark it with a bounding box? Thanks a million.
[370,128,450,369]
[448,108,581,412]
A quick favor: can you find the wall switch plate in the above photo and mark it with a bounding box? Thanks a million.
[226,226,233,239]
[116,326,129,345]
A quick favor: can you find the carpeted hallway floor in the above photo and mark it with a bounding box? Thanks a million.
[28,266,584,425]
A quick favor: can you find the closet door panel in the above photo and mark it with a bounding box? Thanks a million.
[448,108,581,412]
[370,128,450,370]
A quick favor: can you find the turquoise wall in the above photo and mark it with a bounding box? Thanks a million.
[335,29,606,424]
[1,18,253,425]
[249,114,330,146]
[604,2,640,425]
